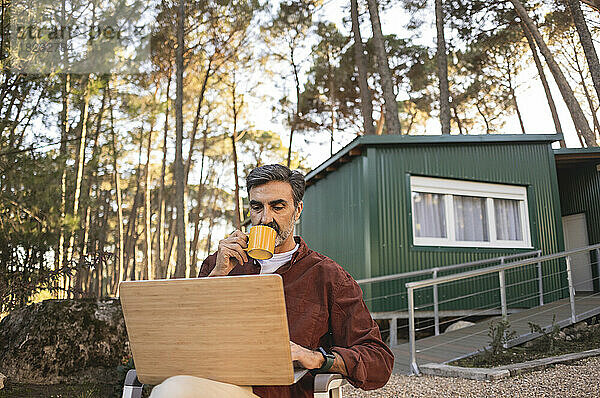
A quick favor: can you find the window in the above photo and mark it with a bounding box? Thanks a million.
[410,176,531,248]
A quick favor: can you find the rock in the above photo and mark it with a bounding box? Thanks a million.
[558,331,567,339]
[0,373,5,389]
[445,321,476,333]
[566,335,573,341]
[574,322,588,332]
[0,299,130,384]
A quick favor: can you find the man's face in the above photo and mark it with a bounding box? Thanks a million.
[249,181,303,247]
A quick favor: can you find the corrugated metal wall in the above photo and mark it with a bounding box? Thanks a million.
[300,141,567,313]
[298,158,369,280]
[367,143,566,312]
[557,162,600,290]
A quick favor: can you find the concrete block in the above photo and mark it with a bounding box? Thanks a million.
[445,321,476,333]
[420,363,510,381]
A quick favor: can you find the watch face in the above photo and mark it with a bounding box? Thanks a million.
[318,347,332,358]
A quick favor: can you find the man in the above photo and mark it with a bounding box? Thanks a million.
[152,164,393,398]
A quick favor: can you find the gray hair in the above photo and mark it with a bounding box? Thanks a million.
[246,164,305,207]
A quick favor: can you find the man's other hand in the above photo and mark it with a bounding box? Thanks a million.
[290,341,324,370]
[209,230,249,276]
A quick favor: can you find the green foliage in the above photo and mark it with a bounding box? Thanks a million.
[455,316,600,368]
[487,319,517,356]
[528,314,560,352]
[299,24,435,136]
[0,149,66,312]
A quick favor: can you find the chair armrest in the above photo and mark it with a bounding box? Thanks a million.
[313,373,347,393]
[122,369,143,398]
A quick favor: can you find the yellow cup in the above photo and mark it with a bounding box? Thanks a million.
[245,225,276,260]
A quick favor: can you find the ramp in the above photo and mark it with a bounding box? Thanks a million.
[391,295,600,374]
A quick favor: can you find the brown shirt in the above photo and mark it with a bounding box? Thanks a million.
[199,236,394,398]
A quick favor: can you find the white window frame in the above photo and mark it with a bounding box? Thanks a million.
[410,176,532,249]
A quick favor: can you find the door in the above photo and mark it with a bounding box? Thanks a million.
[562,213,593,292]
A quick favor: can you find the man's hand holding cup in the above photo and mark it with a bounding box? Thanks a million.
[209,230,249,277]
[209,226,277,277]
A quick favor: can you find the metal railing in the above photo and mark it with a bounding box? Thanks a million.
[405,243,600,376]
[356,250,541,338]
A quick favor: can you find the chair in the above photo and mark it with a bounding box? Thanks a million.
[122,369,347,398]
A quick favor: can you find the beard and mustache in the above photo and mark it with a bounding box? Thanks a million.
[259,211,296,247]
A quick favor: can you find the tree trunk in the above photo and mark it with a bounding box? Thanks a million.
[435,0,451,135]
[204,174,222,258]
[123,137,144,279]
[159,60,212,278]
[451,104,464,135]
[58,73,70,298]
[143,123,153,280]
[205,215,216,260]
[475,102,490,134]
[330,105,335,156]
[57,0,71,299]
[163,215,177,278]
[79,103,105,296]
[287,45,301,168]
[77,207,91,296]
[573,49,600,138]
[67,75,91,272]
[405,107,417,135]
[509,0,597,147]
[521,21,566,147]
[189,128,210,275]
[366,0,401,135]
[567,0,600,104]
[109,85,124,296]
[96,191,109,297]
[184,59,212,182]
[581,0,600,12]
[506,62,526,134]
[129,232,137,281]
[375,104,385,135]
[75,84,106,296]
[577,130,587,146]
[157,70,172,279]
[326,49,336,155]
[84,180,101,297]
[350,0,375,135]
[232,132,242,230]
[173,0,187,278]
[231,73,242,230]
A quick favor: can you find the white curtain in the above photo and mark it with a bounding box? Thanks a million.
[454,195,489,241]
[495,199,523,240]
[412,192,446,238]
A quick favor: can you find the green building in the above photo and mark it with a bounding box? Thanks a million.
[555,148,600,292]
[298,134,569,313]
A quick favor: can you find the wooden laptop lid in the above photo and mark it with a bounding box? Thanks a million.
[119,274,294,386]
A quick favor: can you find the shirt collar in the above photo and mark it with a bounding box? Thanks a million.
[273,236,309,274]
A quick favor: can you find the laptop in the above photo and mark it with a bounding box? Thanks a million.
[119,274,309,386]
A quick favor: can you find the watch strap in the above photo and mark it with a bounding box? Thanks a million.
[316,346,335,372]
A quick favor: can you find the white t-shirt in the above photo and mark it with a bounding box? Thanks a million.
[258,243,299,274]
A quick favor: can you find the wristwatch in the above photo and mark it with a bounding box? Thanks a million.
[316,346,335,372]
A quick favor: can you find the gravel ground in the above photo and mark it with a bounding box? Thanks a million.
[342,356,600,397]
